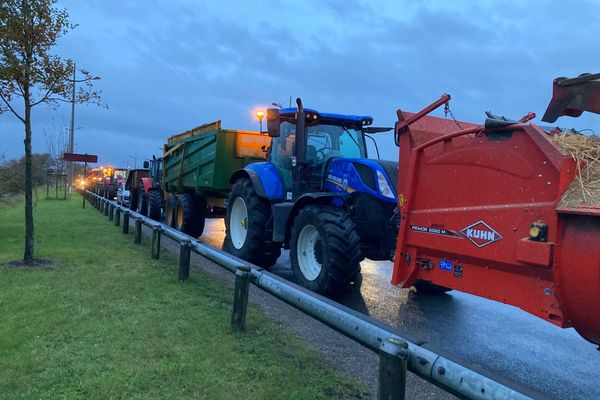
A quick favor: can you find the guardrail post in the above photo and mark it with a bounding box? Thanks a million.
[122,211,130,234]
[99,198,104,212]
[114,207,121,227]
[104,201,109,216]
[178,239,192,281]
[231,265,252,332]
[134,218,142,244]
[151,226,161,259]
[108,204,114,221]
[378,337,408,400]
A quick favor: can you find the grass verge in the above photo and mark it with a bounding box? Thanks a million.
[0,195,368,399]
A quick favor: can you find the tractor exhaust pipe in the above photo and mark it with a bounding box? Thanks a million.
[292,97,306,200]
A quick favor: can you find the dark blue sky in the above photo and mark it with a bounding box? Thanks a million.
[1,0,599,165]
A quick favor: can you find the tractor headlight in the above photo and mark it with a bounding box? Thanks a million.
[376,170,395,199]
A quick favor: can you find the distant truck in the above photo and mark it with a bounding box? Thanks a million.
[125,156,163,221]
[161,120,270,237]
[123,167,149,212]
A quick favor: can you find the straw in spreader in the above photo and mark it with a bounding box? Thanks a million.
[553,132,600,208]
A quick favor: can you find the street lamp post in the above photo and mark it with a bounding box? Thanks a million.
[67,64,76,193]
[256,110,265,133]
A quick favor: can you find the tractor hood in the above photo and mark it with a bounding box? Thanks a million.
[324,158,399,203]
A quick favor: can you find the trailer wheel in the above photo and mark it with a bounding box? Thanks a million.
[224,178,281,268]
[166,193,177,227]
[136,186,148,216]
[147,190,162,221]
[129,189,138,210]
[414,281,451,294]
[290,205,363,297]
[176,194,206,237]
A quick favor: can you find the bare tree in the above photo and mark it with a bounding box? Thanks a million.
[44,118,67,173]
[0,0,101,264]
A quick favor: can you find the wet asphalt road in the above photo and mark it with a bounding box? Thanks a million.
[199,218,600,400]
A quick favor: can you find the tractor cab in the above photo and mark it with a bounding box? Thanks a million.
[266,101,373,199]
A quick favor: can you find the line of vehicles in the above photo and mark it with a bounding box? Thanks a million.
[86,74,600,347]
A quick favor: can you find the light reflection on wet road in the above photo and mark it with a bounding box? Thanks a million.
[201,218,600,399]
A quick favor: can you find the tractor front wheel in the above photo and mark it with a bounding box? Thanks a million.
[224,178,280,268]
[290,205,363,297]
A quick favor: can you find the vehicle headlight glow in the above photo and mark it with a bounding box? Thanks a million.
[376,170,395,199]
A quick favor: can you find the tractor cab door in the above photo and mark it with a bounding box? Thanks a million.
[269,121,296,192]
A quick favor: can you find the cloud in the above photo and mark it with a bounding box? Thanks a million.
[1,0,598,164]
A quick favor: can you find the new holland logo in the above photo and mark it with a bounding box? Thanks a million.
[460,221,502,248]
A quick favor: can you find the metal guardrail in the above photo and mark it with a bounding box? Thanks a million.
[83,190,533,400]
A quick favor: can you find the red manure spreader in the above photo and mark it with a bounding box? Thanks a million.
[392,73,600,347]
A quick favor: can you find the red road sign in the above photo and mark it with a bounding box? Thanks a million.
[63,153,98,163]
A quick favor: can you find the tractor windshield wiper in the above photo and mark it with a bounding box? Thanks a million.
[341,126,362,151]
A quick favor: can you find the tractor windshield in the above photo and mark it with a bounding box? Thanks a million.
[307,124,366,161]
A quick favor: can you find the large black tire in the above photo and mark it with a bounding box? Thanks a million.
[224,178,281,268]
[136,187,148,216]
[176,194,206,237]
[290,205,363,297]
[413,281,451,294]
[165,193,177,227]
[129,189,138,210]
[105,184,116,200]
[147,189,162,221]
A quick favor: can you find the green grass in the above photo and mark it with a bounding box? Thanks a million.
[0,196,368,400]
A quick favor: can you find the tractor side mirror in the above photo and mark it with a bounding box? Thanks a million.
[364,127,393,134]
[143,160,149,169]
[267,108,280,137]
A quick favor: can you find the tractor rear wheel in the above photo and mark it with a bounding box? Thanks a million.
[147,190,162,221]
[165,193,177,227]
[290,205,363,297]
[176,194,206,237]
[224,178,280,268]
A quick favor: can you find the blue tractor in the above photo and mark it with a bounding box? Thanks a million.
[224,98,399,296]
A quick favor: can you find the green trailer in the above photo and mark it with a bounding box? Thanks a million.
[162,120,270,237]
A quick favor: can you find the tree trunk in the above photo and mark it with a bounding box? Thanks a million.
[23,102,34,264]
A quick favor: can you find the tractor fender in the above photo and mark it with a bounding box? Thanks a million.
[229,162,285,201]
[282,192,348,246]
[140,177,154,194]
